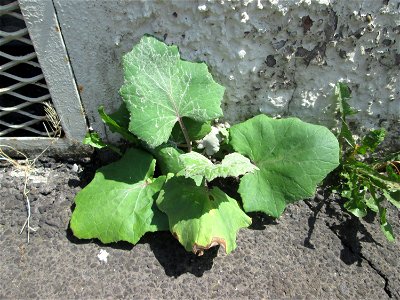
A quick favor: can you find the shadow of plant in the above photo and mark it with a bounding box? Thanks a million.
[142,231,218,278]
[66,225,134,250]
[247,212,278,230]
[67,150,120,189]
[322,198,382,266]
[66,150,222,278]
[302,186,384,267]
[303,199,325,250]
[66,224,217,277]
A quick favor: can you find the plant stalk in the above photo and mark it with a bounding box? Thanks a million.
[178,117,192,152]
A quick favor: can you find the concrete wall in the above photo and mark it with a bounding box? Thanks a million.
[53,0,399,145]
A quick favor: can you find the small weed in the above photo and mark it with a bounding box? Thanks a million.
[333,82,399,241]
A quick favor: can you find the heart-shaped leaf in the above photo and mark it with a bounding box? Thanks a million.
[230,114,340,217]
[178,152,258,185]
[70,148,168,244]
[157,177,252,255]
[120,36,225,148]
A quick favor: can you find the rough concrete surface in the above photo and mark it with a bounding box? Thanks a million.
[50,0,399,146]
[1,157,399,299]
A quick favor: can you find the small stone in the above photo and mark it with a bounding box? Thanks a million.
[97,249,109,263]
[382,39,392,46]
[71,164,79,173]
[198,5,207,12]
[266,55,276,67]
[241,12,249,23]
[238,49,246,59]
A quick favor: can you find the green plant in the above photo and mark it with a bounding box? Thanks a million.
[70,36,339,255]
[334,82,400,241]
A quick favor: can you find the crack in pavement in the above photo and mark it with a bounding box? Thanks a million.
[326,222,393,298]
[357,250,392,298]
[303,199,393,298]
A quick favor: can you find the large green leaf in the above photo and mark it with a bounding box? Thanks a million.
[178,152,258,185]
[157,177,252,255]
[70,148,167,244]
[120,36,225,148]
[230,114,340,217]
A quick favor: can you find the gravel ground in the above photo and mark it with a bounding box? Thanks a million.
[0,156,399,299]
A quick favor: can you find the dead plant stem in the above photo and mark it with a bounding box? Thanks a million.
[0,102,62,243]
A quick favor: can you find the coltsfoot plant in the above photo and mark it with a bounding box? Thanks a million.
[333,83,400,241]
[70,36,339,255]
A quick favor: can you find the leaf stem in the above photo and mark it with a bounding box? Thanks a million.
[178,117,192,152]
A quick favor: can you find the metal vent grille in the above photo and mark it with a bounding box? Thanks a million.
[0,0,59,137]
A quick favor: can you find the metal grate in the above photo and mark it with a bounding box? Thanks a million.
[0,0,59,137]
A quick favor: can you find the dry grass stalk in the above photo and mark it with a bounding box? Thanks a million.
[0,102,62,243]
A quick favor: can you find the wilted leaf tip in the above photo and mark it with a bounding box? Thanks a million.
[192,237,227,256]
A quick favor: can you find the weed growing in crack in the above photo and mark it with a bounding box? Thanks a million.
[331,82,400,241]
[70,36,340,255]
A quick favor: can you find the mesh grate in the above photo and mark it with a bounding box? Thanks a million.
[0,0,60,137]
